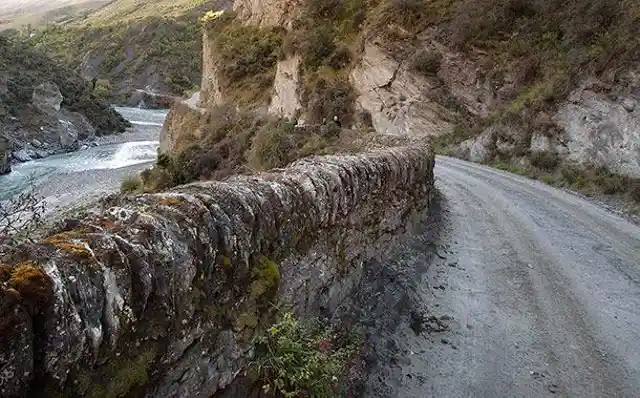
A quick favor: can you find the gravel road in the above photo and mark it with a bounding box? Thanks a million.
[363,156,640,397]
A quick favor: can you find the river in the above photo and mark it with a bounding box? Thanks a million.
[0,107,167,212]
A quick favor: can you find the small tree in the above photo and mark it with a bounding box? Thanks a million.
[92,79,113,102]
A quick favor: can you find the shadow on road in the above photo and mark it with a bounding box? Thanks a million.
[337,189,451,397]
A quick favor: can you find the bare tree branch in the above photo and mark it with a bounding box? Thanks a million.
[0,174,46,256]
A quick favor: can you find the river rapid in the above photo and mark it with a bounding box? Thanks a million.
[0,107,167,213]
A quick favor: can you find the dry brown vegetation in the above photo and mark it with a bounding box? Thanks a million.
[123,106,358,193]
[205,13,284,106]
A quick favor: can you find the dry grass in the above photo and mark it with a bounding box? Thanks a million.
[132,104,368,193]
[206,14,283,106]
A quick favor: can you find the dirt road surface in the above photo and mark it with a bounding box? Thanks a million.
[361,156,640,398]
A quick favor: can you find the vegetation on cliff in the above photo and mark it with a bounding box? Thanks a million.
[284,0,364,125]
[122,105,356,193]
[204,12,284,106]
[0,36,127,133]
[362,0,640,204]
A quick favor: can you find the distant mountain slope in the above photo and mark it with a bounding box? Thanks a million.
[0,0,110,30]
[26,0,229,100]
[76,0,213,25]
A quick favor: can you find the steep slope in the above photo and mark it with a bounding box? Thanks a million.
[173,0,639,207]
[26,0,232,101]
[0,0,109,31]
[0,36,129,173]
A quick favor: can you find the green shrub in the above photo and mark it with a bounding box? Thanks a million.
[530,150,559,171]
[120,175,142,193]
[538,174,555,185]
[412,51,442,76]
[247,119,298,170]
[592,167,625,195]
[299,26,337,70]
[251,312,360,398]
[92,79,113,102]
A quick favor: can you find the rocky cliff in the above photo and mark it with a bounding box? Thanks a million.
[0,143,434,397]
[0,37,129,170]
[188,0,640,201]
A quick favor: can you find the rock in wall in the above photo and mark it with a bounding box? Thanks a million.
[0,144,434,397]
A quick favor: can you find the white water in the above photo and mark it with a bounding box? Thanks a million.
[0,107,166,201]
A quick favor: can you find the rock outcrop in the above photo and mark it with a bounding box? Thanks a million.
[232,0,300,27]
[32,83,64,114]
[124,89,177,110]
[350,43,454,137]
[454,77,640,179]
[267,55,303,119]
[0,144,434,397]
[555,83,640,178]
[199,27,226,109]
[159,100,207,153]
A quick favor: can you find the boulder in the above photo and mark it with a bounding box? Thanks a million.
[32,83,63,114]
[459,129,495,163]
[125,89,176,109]
[56,110,97,149]
[12,148,34,162]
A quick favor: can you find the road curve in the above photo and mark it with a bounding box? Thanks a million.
[369,156,640,397]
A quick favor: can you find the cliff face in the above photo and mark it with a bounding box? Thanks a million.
[192,0,640,186]
[0,144,434,397]
[349,43,455,137]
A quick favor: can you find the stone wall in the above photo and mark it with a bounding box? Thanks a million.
[0,144,435,397]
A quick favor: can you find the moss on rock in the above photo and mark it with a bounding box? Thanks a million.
[6,263,53,314]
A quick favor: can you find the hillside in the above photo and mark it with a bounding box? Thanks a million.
[0,0,110,31]
[153,0,639,211]
[0,35,128,173]
[25,0,229,101]
[14,0,640,201]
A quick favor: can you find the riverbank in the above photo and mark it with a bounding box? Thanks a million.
[0,107,166,218]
